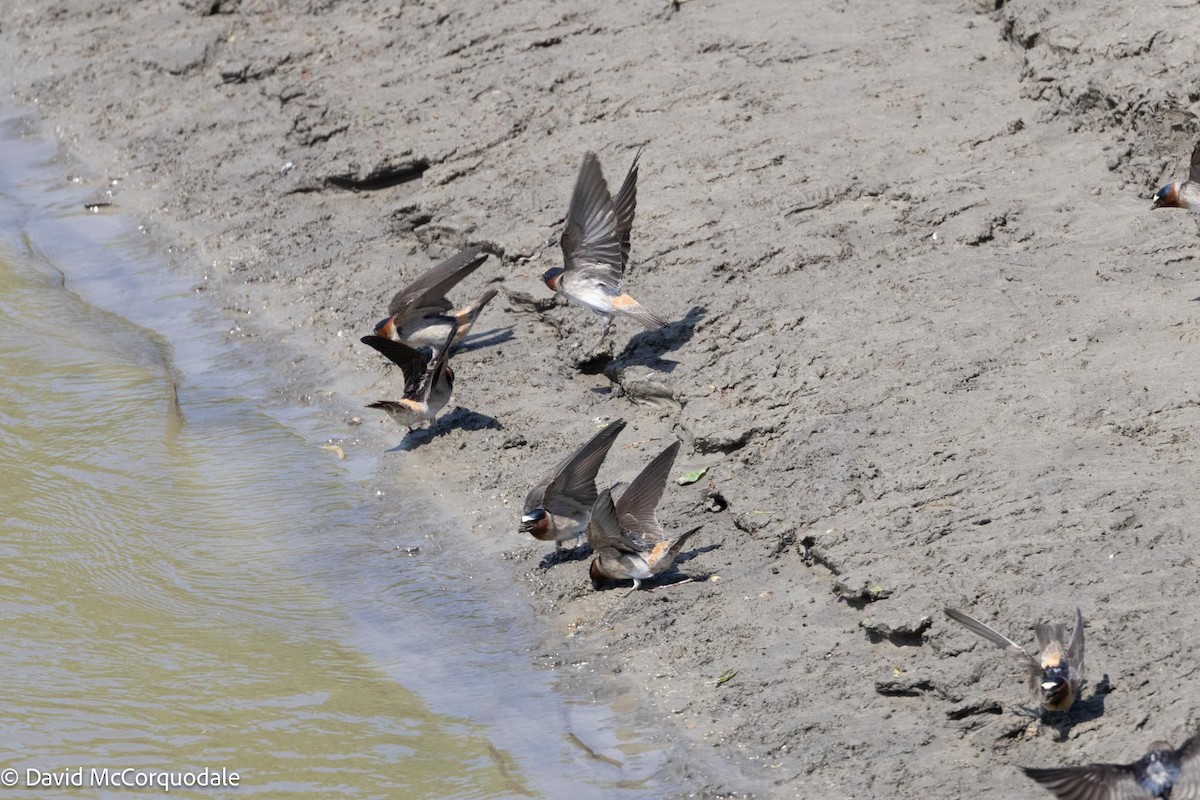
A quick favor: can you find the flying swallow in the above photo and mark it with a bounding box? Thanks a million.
[1023,733,1200,799]
[944,606,1084,715]
[360,326,456,431]
[587,440,702,592]
[521,418,626,549]
[542,150,667,338]
[1152,140,1200,212]
[374,245,497,351]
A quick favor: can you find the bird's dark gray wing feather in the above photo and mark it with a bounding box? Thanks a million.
[1173,733,1200,800]
[542,419,627,515]
[587,487,639,554]
[418,326,458,403]
[1066,607,1085,685]
[1189,141,1200,184]
[560,153,622,284]
[612,149,641,268]
[360,335,430,397]
[615,441,680,547]
[1022,764,1146,800]
[944,608,1041,674]
[387,246,488,317]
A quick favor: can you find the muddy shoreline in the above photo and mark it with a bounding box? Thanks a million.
[6,0,1200,796]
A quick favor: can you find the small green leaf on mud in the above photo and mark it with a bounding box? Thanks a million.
[678,467,709,485]
[716,668,737,686]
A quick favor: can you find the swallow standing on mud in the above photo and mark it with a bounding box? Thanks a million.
[944,606,1084,715]
[521,418,627,550]
[375,245,497,352]
[1023,733,1200,799]
[1152,140,1200,212]
[587,440,702,592]
[542,150,667,340]
[360,326,457,431]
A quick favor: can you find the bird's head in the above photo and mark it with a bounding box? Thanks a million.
[373,316,396,339]
[1153,183,1180,210]
[588,558,607,590]
[542,267,565,292]
[520,508,550,539]
[1039,666,1074,711]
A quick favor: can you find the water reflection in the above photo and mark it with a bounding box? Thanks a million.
[0,221,533,799]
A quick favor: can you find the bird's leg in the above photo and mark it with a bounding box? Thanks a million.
[596,315,614,351]
[622,578,643,597]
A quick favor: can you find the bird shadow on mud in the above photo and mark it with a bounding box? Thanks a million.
[538,544,593,570]
[1044,674,1111,740]
[384,407,501,451]
[576,306,706,375]
[673,540,721,567]
[454,326,514,355]
[617,305,706,372]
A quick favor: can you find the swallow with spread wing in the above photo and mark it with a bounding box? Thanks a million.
[1024,732,1200,799]
[375,245,497,352]
[521,418,626,550]
[360,326,456,431]
[1152,140,1200,212]
[944,606,1084,715]
[587,440,701,592]
[542,150,666,339]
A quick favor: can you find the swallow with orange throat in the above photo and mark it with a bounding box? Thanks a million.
[374,245,497,352]
[1152,140,1200,212]
[542,149,667,342]
[1023,732,1200,799]
[587,440,702,593]
[360,326,456,432]
[944,606,1084,716]
[521,418,626,550]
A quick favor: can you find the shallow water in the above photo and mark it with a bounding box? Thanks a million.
[0,109,667,798]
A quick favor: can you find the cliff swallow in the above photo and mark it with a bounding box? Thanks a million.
[521,418,626,549]
[944,606,1084,715]
[587,440,702,591]
[1023,733,1200,799]
[360,326,456,431]
[1152,140,1200,212]
[374,245,496,351]
[542,150,667,338]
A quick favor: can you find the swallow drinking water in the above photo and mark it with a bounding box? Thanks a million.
[1023,733,1200,799]
[944,606,1084,715]
[360,327,456,431]
[542,150,667,339]
[521,418,626,550]
[374,245,497,352]
[587,441,702,592]
[1152,140,1200,212]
